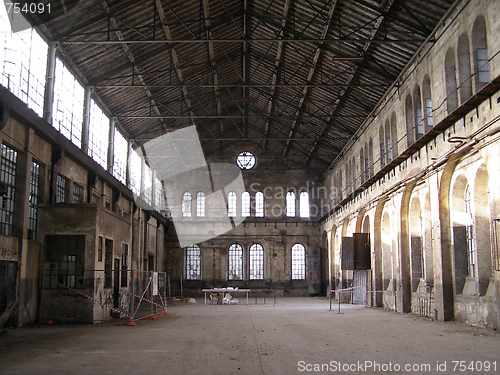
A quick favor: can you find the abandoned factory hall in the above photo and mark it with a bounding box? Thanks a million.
[1,0,500,373]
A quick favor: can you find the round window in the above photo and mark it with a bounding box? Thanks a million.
[236,151,256,170]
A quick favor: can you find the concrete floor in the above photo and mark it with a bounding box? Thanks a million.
[0,298,499,375]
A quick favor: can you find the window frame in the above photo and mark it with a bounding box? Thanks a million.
[228,243,243,280]
[186,244,202,280]
[291,243,306,280]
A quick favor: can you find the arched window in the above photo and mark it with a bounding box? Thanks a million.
[255,191,264,217]
[472,15,489,89]
[228,243,243,280]
[186,244,201,280]
[249,244,264,280]
[414,86,423,138]
[457,33,472,103]
[405,95,414,146]
[182,192,192,217]
[196,192,205,217]
[391,113,398,158]
[241,191,251,217]
[385,120,392,162]
[360,147,365,184]
[286,191,296,217]
[379,125,386,168]
[445,47,458,113]
[228,191,237,217]
[299,191,310,218]
[291,243,306,279]
[368,138,373,177]
[422,75,433,131]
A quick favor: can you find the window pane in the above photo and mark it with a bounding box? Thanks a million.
[28,161,40,240]
[228,243,243,280]
[88,99,109,169]
[182,192,192,217]
[291,243,306,279]
[0,145,17,236]
[113,129,127,184]
[241,192,250,217]
[249,244,263,280]
[186,244,201,280]
[228,191,237,217]
[299,191,309,218]
[286,191,295,217]
[197,192,205,217]
[53,58,84,147]
[255,192,264,217]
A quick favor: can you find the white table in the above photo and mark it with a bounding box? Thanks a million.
[202,288,251,305]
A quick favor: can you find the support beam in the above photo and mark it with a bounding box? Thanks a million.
[43,42,58,124]
[107,117,116,173]
[81,86,93,155]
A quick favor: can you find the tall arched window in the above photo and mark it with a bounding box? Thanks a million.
[445,47,458,113]
[385,120,392,162]
[457,33,472,103]
[368,138,373,177]
[299,191,310,218]
[255,191,264,217]
[472,15,489,89]
[291,243,306,279]
[391,113,398,158]
[182,192,192,217]
[422,75,434,131]
[249,243,264,280]
[360,148,365,184]
[186,244,201,280]
[405,95,414,146]
[241,191,251,217]
[414,87,423,138]
[286,191,296,217]
[196,191,205,217]
[228,191,237,217]
[379,125,386,168]
[228,243,243,280]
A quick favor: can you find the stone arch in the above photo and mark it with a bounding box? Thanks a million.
[438,150,471,321]
[373,196,388,307]
[400,182,416,313]
[451,174,469,296]
[423,191,433,286]
[474,164,492,296]
[409,196,423,293]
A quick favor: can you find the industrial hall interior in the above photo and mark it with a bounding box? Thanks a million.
[0,0,500,332]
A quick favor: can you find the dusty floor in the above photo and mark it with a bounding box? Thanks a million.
[0,298,499,375]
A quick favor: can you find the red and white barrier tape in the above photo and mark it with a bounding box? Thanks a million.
[47,279,135,320]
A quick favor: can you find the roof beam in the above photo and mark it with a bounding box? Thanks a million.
[283,0,337,156]
[305,0,396,167]
[263,0,291,150]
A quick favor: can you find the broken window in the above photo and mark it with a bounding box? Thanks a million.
[186,244,201,280]
[43,235,85,289]
[228,243,243,280]
[28,161,40,240]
